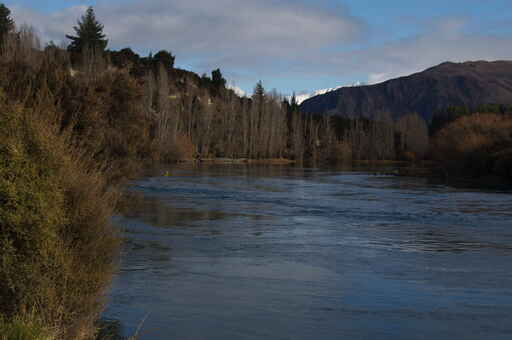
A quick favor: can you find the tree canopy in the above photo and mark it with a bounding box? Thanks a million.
[0,3,15,38]
[153,50,175,69]
[66,6,108,54]
[211,68,226,89]
[253,81,265,100]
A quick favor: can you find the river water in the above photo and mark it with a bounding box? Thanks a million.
[105,164,512,339]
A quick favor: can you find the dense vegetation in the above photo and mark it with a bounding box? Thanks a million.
[432,113,512,181]
[0,94,119,339]
[1,3,512,340]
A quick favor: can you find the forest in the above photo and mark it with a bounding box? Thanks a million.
[0,6,440,168]
[1,4,512,340]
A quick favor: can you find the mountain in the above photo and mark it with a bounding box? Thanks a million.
[300,60,512,120]
[294,82,365,104]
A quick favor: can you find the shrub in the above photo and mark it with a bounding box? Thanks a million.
[0,315,55,340]
[432,113,512,179]
[162,133,196,161]
[331,141,352,163]
[0,96,119,339]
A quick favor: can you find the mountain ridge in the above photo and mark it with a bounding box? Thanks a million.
[300,60,512,120]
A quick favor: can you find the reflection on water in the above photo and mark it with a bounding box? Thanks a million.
[106,164,512,340]
[119,193,231,229]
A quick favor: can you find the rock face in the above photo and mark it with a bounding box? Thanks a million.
[300,61,512,120]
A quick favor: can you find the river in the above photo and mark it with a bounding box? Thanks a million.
[104,164,512,339]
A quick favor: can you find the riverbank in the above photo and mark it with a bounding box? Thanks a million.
[181,157,296,165]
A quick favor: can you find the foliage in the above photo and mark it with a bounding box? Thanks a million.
[153,50,175,69]
[0,97,120,338]
[432,113,512,179]
[395,113,429,160]
[329,142,352,163]
[253,81,265,100]
[0,315,55,340]
[0,3,14,38]
[210,68,226,96]
[430,104,512,136]
[66,7,108,55]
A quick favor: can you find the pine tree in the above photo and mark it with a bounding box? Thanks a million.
[0,3,15,38]
[211,69,226,89]
[211,68,226,97]
[153,50,175,69]
[290,92,299,111]
[253,81,265,101]
[66,6,108,54]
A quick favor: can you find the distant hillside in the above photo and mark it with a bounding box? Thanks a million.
[300,60,512,120]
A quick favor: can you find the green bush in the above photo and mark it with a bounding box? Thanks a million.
[0,315,55,340]
[0,95,119,339]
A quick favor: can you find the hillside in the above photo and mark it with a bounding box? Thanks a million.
[300,60,512,120]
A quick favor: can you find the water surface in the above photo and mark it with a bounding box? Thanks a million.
[106,165,512,339]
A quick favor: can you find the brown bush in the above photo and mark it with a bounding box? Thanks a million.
[160,133,197,162]
[401,151,417,162]
[331,141,353,163]
[432,113,512,179]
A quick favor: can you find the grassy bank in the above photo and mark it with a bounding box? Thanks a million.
[191,157,296,165]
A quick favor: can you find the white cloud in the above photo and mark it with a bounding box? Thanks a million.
[9,3,512,94]
[11,5,88,44]
[325,17,512,85]
[10,1,363,70]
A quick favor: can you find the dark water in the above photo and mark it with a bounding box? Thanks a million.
[105,165,512,339]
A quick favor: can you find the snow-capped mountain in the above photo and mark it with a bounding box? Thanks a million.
[227,83,247,97]
[293,82,365,105]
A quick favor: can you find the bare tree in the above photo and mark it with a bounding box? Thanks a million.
[396,113,429,160]
[155,63,171,145]
[371,111,395,160]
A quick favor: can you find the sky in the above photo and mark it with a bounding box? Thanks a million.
[6,0,512,97]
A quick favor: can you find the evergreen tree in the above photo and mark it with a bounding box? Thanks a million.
[253,81,265,100]
[66,6,108,54]
[252,81,265,116]
[290,92,299,111]
[153,50,175,69]
[0,3,15,38]
[211,68,226,89]
[210,68,226,97]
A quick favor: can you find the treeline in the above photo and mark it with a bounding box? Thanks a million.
[0,5,510,174]
[0,5,440,169]
[430,104,512,136]
[431,112,512,181]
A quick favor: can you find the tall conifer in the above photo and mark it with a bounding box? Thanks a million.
[66,6,108,54]
[0,3,15,38]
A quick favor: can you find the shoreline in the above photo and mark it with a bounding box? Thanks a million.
[178,158,297,165]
